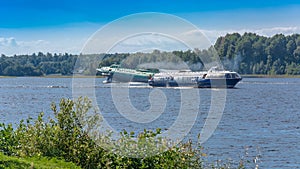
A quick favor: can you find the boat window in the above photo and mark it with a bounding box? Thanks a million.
[207,74,225,78]
[225,73,231,79]
[235,73,241,78]
[110,65,120,68]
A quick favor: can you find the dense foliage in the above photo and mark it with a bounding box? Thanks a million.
[1,33,299,76]
[214,33,300,75]
[0,52,77,76]
[0,97,253,168]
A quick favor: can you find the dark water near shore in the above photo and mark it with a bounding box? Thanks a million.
[0,77,299,168]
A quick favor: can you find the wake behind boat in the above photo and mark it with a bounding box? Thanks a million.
[96,64,159,83]
[148,67,242,88]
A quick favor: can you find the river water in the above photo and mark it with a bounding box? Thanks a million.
[0,77,299,168]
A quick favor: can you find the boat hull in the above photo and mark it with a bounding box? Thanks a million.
[149,78,242,88]
[148,78,198,87]
[148,68,242,88]
[197,78,242,88]
[97,64,157,83]
[113,71,151,83]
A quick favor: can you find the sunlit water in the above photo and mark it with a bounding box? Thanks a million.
[0,77,299,168]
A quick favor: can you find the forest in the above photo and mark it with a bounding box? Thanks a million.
[1,33,300,76]
[214,32,300,75]
[0,52,77,76]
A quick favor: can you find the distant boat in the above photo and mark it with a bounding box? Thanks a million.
[148,67,242,88]
[96,64,159,83]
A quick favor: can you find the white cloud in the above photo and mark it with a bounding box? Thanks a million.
[0,22,97,56]
[0,37,18,47]
[253,26,300,37]
[0,37,52,56]
[109,33,189,53]
[107,31,215,53]
[1,26,300,56]
[179,30,212,49]
[0,37,85,56]
[184,26,300,44]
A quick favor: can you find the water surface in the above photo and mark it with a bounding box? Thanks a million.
[0,77,299,168]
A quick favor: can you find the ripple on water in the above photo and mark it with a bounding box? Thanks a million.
[0,77,300,168]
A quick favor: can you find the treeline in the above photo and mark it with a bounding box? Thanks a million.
[91,33,300,75]
[1,33,300,76]
[0,52,77,76]
[99,50,204,71]
[214,33,300,75]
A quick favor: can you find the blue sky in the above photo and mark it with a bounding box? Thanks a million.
[1,0,300,55]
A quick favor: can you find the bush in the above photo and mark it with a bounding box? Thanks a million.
[0,97,104,168]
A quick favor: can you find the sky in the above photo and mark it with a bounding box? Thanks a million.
[0,0,300,55]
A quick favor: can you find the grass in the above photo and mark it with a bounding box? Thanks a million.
[0,153,80,169]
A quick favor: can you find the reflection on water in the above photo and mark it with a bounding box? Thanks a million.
[0,77,299,168]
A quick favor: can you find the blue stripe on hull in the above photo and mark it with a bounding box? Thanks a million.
[149,78,242,88]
